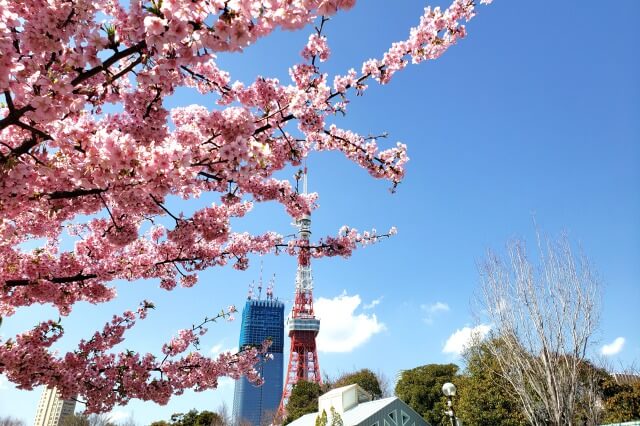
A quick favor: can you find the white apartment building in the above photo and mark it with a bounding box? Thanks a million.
[33,387,76,426]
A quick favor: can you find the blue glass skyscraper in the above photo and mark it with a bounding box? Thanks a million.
[232,295,285,426]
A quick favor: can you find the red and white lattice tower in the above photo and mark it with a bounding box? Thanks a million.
[277,173,321,418]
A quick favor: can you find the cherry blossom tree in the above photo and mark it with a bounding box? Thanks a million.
[0,0,491,413]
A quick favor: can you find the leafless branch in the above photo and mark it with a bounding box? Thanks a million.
[476,232,601,426]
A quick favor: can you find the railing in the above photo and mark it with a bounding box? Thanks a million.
[288,318,320,331]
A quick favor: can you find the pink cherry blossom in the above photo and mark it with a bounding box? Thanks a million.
[0,0,490,412]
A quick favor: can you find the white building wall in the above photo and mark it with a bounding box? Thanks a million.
[342,389,358,412]
[33,387,76,426]
[318,385,370,415]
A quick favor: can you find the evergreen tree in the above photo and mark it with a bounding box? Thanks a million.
[151,410,222,426]
[315,410,328,426]
[329,407,343,426]
[333,369,383,399]
[395,364,459,426]
[457,341,527,426]
[285,381,323,425]
[601,376,640,423]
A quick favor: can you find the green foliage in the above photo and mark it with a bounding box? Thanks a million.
[60,415,90,426]
[333,369,382,399]
[601,378,640,423]
[571,360,612,425]
[456,341,527,426]
[60,414,114,426]
[393,343,640,426]
[314,410,327,426]
[329,407,343,426]
[457,340,640,425]
[152,410,222,426]
[395,364,459,426]
[285,381,323,425]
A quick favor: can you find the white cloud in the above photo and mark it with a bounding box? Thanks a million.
[442,324,491,355]
[315,292,385,353]
[421,302,450,324]
[211,341,236,356]
[218,377,235,389]
[363,297,383,310]
[601,337,625,356]
[109,410,131,423]
[0,374,15,391]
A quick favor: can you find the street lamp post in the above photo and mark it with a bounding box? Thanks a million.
[442,382,458,426]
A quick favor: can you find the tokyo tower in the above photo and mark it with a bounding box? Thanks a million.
[277,172,321,418]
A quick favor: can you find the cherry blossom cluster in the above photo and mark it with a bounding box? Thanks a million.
[0,302,264,413]
[0,0,490,411]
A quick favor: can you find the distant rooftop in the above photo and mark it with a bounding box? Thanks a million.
[612,373,640,385]
[293,397,398,426]
[318,384,373,414]
[288,384,431,426]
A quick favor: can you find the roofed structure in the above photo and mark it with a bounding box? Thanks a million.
[612,373,640,386]
[287,384,431,426]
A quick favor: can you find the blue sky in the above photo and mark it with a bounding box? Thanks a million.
[1,1,639,423]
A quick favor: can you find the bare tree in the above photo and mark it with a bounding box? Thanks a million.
[61,414,115,426]
[0,417,26,426]
[116,416,137,426]
[375,369,393,398]
[87,414,115,426]
[215,402,232,426]
[60,415,89,426]
[259,410,278,426]
[477,232,601,426]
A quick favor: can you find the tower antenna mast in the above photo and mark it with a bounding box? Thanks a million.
[277,167,322,419]
[303,165,308,195]
[257,260,263,300]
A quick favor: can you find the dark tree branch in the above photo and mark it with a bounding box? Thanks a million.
[4,91,15,112]
[98,193,119,230]
[180,65,231,93]
[197,171,223,181]
[58,4,76,29]
[5,273,98,287]
[253,114,294,135]
[143,86,163,119]
[71,40,146,87]
[149,194,182,223]
[0,122,52,166]
[46,187,108,200]
[14,120,52,141]
[0,105,34,131]
[107,54,144,84]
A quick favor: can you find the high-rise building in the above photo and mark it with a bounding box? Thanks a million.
[33,386,76,426]
[233,280,285,426]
